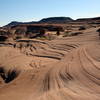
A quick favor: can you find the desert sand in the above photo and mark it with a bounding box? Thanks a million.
[0,27,100,100]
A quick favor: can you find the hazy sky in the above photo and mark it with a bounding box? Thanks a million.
[0,0,100,26]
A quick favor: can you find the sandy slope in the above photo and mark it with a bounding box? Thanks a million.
[0,27,100,100]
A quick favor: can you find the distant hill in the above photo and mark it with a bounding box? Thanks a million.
[39,17,73,24]
[76,17,100,21]
[4,21,37,27]
[4,16,100,28]
[4,17,73,27]
[5,21,23,27]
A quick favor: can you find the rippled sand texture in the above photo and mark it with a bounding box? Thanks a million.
[0,28,100,100]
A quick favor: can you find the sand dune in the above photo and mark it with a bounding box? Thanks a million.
[0,27,100,100]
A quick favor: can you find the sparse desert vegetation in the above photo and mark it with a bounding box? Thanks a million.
[79,26,86,30]
[0,0,100,99]
[0,17,100,100]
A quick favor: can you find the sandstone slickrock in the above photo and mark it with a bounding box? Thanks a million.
[0,27,100,100]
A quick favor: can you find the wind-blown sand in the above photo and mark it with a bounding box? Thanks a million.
[0,27,100,100]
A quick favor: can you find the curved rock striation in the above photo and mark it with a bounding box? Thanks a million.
[0,27,100,100]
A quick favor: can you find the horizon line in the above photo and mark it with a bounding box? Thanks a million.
[1,16,100,27]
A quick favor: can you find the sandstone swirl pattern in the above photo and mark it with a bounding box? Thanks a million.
[0,28,100,100]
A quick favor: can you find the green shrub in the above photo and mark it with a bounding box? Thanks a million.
[79,26,86,30]
[97,28,100,33]
[0,36,8,42]
[63,31,70,37]
[36,33,55,41]
[56,30,60,36]
[14,36,22,40]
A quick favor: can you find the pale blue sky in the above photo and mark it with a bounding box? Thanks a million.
[0,0,100,26]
